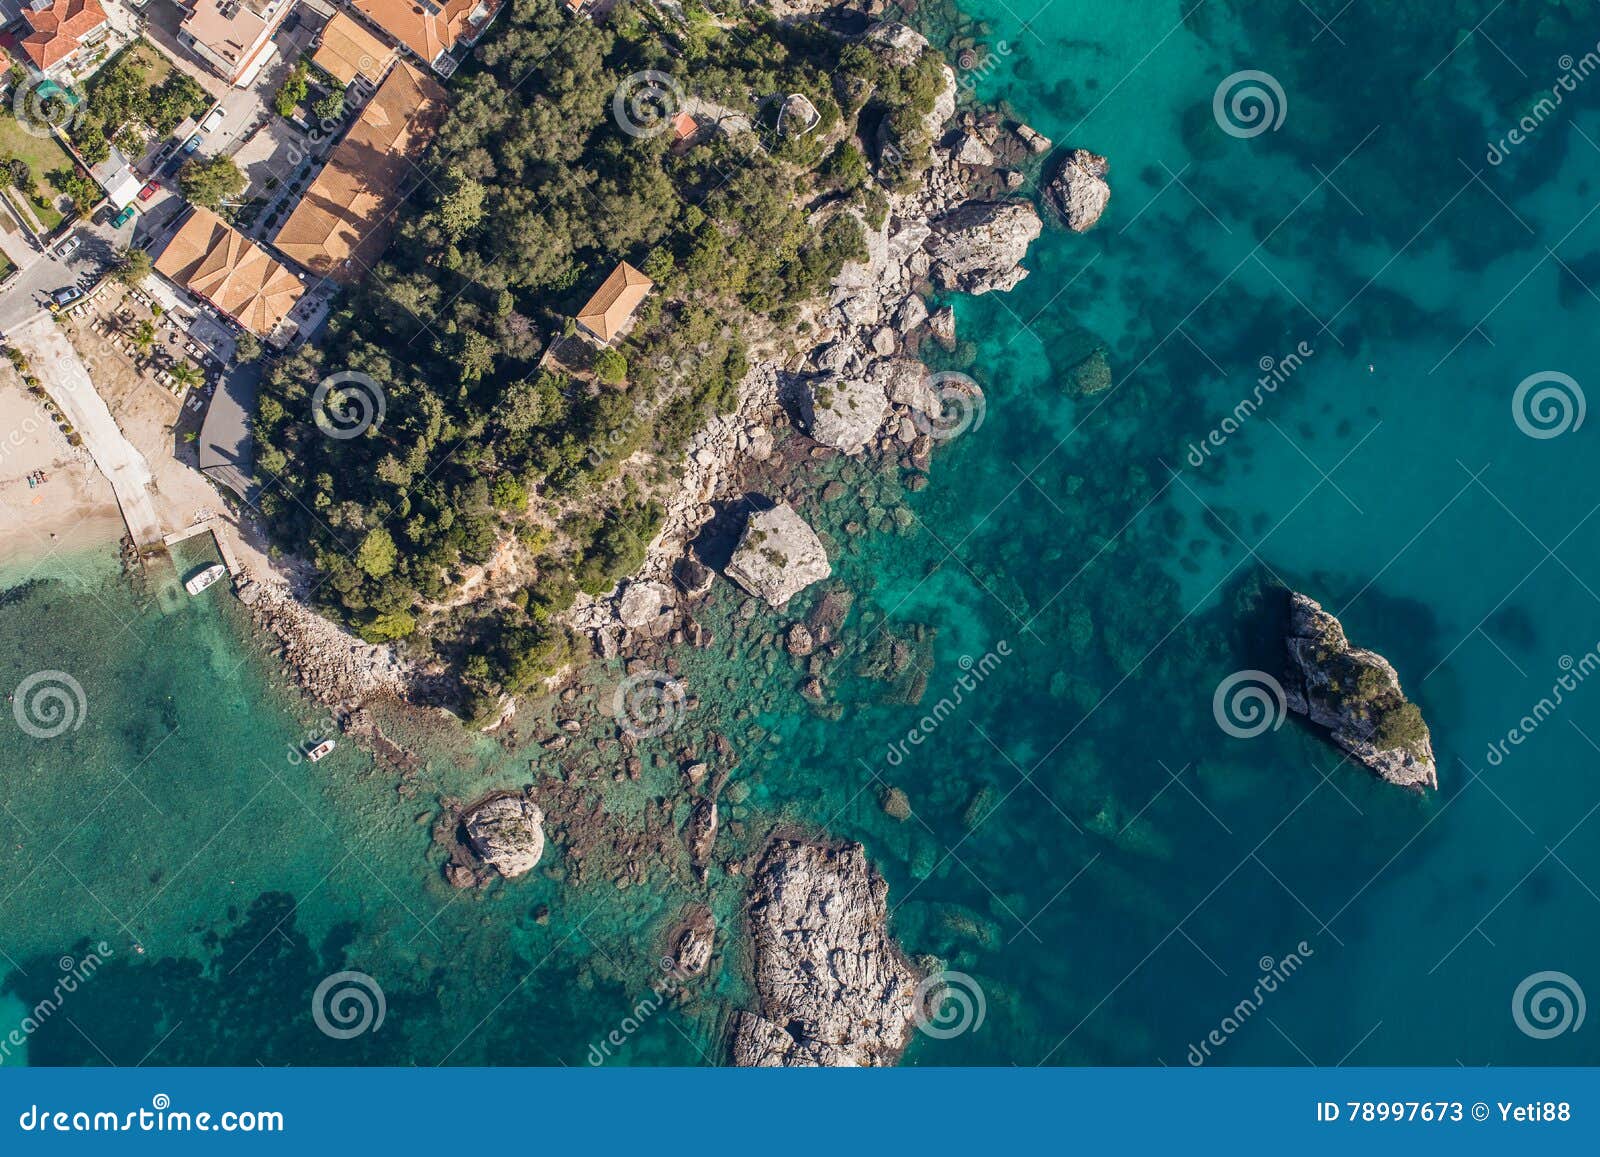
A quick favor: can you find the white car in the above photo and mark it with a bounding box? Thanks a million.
[55,235,81,259]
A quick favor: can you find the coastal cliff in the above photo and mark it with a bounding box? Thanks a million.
[1283,591,1438,790]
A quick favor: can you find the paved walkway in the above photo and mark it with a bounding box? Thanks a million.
[8,312,164,547]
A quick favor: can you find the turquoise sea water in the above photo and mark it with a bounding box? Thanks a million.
[5,0,1600,1065]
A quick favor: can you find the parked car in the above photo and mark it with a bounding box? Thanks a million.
[50,286,82,307]
[201,108,225,133]
[138,180,159,201]
[54,235,80,259]
[112,205,136,228]
[182,134,202,154]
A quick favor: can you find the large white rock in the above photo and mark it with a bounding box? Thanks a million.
[925,200,1043,295]
[725,503,831,608]
[464,796,545,878]
[1045,148,1112,232]
[799,370,889,454]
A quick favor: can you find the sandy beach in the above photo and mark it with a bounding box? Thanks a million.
[0,381,124,571]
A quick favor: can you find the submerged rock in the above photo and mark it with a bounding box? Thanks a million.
[464,796,546,878]
[1067,348,1113,397]
[925,200,1042,295]
[728,840,921,1066]
[1282,591,1438,790]
[726,502,832,608]
[1045,148,1111,232]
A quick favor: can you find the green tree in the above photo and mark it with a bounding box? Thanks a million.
[592,348,627,385]
[274,61,310,118]
[179,155,246,209]
[234,332,263,363]
[312,90,345,125]
[134,320,155,355]
[436,166,486,242]
[171,361,203,391]
[114,246,152,286]
[356,527,397,578]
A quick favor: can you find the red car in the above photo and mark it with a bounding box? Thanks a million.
[138,180,159,201]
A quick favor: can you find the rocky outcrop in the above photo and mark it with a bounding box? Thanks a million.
[1283,592,1438,790]
[464,796,546,877]
[726,502,832,608]
[863,21,931,67]
[799,370,890,453]
[1045,148,1111,232]
[672,907,716,976]
[728,840,921,1066]
[925,201,1043,295]
[238,577,418,707]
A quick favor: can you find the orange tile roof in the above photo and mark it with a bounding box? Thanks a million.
[576,262,653,344]
[18,0,107,71]
[350,0,500,67]
[155,206,305,340]
[671,111,697,144]
[312,11,397,87]
[272,62,446,283]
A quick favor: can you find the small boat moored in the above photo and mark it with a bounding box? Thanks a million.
[306,739,336,763]
[184,564,227,596]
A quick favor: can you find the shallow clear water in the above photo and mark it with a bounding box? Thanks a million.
[4,0,1600,1065]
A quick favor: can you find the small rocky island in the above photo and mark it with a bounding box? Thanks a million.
[1283,592,1437,790]
[725,502,833,608]
[463,796,546,878]
[728,840,922,1066]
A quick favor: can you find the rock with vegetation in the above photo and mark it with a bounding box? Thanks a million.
[726,503,832,607]
[728,840,921,1066]
[464,796,546,878]
[1283,592,1437,790]
[925,201,1043,294]
[1067,348,1113,397]
[799,370,889,453]
[1044,148,1112,232]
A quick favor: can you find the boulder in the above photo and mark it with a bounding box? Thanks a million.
[1282,592,1438,790]
[928,306,956,346]
[954,132,996,167]
[863,21,930,67]
[1015,122,1052,154]
[1045,148,1111,232]
[925,200,1043,295]
[896,295,929,333]
[464,796,545,878]
[799,370,889,454]
[674,554,716,598]
[673,909,716,977]
[728,841,921,1066]
[726,503,832,608]
[617,579,675,633]
[1067,348,1113,397]
[869,358,938,415]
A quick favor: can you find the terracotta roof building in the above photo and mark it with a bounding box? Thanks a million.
[272,61,446,284]
[312,10,397,88]
[155,206,305,344]
[350,0,502,74]
[17,0,108,73]
[575,262,653,344]
[178,0,295,88]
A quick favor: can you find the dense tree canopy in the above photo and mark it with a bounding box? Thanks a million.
[253,0,941,722]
